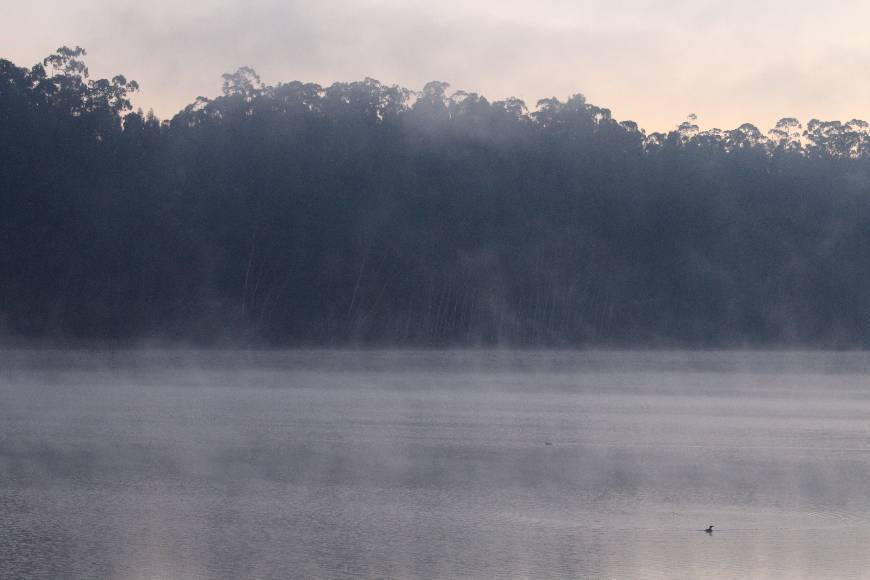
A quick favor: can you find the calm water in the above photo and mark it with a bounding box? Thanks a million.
[2,350,870,579]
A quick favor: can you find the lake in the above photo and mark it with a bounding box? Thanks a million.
[2,349,870,579]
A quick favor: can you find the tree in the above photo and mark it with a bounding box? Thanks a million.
[5,47,870,346]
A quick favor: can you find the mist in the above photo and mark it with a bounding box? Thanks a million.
[4,349,870,578]
[5,18,870,578]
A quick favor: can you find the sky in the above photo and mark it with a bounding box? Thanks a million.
[4,0,870,132]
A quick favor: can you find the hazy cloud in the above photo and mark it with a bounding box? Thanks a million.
[5,0,870,130]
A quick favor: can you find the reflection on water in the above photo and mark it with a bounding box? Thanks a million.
[2,350,870,579]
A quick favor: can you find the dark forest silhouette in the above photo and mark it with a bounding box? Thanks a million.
[3,47,870,346]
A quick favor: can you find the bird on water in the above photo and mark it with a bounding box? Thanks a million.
[705,525,714,534]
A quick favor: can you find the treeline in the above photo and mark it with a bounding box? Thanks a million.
[3,47,870,346]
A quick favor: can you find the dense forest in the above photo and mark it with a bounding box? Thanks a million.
[3,47,870,346]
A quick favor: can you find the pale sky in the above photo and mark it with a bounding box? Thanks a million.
[4,0,870,131]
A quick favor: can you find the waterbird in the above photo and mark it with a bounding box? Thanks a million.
[704,525,714,534]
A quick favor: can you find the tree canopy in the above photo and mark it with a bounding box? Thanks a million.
[3,47,870,346]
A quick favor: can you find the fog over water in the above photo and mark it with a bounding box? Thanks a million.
[7,2,870,579]
[3,349,870,579]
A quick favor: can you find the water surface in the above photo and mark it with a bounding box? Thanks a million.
[2,350,870,579]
